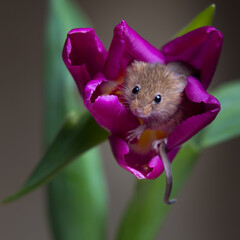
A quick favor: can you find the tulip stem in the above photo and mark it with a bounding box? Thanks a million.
[159,141,176,205]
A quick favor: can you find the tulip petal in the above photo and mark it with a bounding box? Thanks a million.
[108,136,146,179]
[162,26,223,89]
[62,28,107,94]
[146,148,179,180]
[146,155,164,179]
[84,74,139,135]
[104,20,165,80]
[63,21,223,180]
[167,76,220,150]
[109,135,180,180]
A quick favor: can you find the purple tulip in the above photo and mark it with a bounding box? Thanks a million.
[63,20,223,180]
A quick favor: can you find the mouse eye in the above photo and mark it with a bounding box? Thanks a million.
[132,86,140,94]
[154,94,161,104]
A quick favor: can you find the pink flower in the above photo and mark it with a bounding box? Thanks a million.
[63,20,222,180]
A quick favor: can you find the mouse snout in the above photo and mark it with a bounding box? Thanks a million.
[130,101,151,118]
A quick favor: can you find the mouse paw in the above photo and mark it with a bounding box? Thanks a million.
[152,138,168,152]
[126,124,146,143]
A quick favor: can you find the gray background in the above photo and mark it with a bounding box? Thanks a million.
[0,0,240,239]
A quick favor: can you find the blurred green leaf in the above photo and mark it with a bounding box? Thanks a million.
[116,79,240,239]
[117,5,217,239]
[3,112,108,202]
[44,1,108,240]
[174,4,215,38]
[47,148,107,240]
[117,142,200,240]
[44,0,91,144]
[199,80,240,148]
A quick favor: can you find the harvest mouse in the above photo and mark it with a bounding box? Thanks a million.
[122,61,192,144]
[122,61,192,205]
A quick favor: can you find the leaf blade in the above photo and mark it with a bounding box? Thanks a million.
[3,112,108,203]
[117,5,217,239]
[199,80,240,148]
[44,1,108,240]
[174,4,215,38]
[47,148,107,240]
[117,142,200,240]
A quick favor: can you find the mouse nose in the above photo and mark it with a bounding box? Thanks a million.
[133,107,151,118]
[130,100,151,118]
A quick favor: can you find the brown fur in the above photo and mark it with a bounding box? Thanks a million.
[122,61,188,134]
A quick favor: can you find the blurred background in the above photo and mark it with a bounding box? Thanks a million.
[0,0,240,239]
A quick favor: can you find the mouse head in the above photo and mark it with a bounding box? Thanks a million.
[122,61,187,121]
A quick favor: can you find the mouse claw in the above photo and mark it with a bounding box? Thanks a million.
[152,138,167,152]
[126,129,141,143]
[152,139,163,151]
[126,124,146,143]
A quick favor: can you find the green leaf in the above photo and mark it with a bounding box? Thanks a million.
[116,6,217,239]
[43,0,91,146]
[117,142,200,240]
[174,4,215,38]
[3,112,108,203]
[199,80,240,148]
[44,1,108,240]
[116,79,240,239]
[47,147,107,240]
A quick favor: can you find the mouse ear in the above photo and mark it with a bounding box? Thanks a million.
[176,75,187,93]
[129,60,146,72]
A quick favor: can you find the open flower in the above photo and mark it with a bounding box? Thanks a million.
[63,20,223,180]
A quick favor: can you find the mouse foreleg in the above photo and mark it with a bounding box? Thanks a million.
[126,124,147,142]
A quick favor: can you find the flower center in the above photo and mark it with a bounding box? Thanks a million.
[90,71,125,103]
[130,128,167,154]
